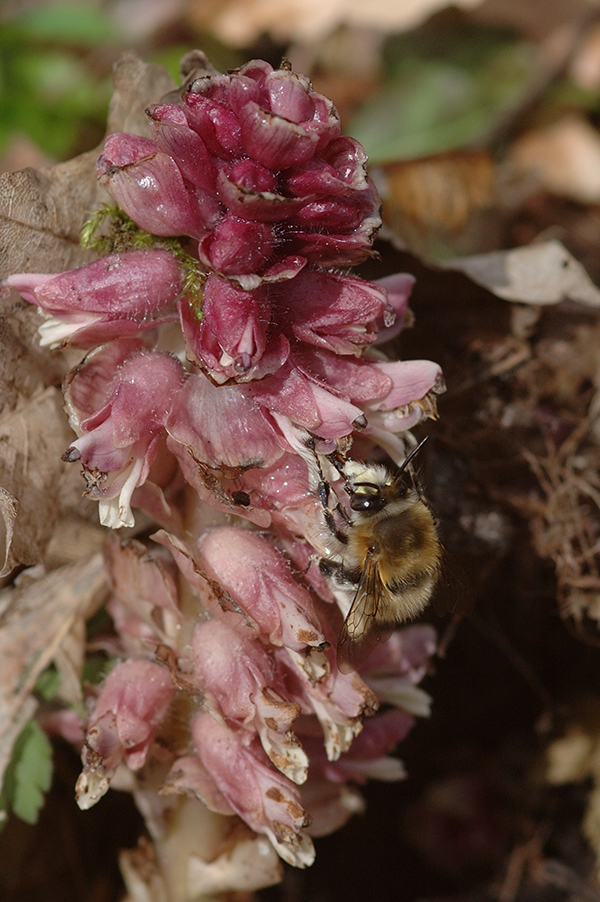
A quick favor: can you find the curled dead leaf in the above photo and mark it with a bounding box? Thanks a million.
[0,554,107,787]
[444,240,600,306]
[187,0,486,46]
[0,488,17,579]
[378,150,496,235]
[0,388,81,578]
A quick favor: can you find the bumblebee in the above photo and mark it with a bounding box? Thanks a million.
[317,440,442,673]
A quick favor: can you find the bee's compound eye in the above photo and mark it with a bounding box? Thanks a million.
[350,494,385,513]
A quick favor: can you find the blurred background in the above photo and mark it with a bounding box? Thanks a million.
[3,2,600,901]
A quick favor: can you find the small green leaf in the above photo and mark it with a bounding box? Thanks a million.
[348,25,537,163]
[35,667,61,701]
[1,721,53,826]
[83,653,115,686]
[11,3,117,46]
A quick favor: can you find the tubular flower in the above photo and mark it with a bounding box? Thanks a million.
[76,659,175,810]
[5,51,445,886]
[2,248,183,348]
[63,340,185,528]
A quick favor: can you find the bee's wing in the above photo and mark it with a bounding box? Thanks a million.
[336,550,394,674]
[431,547,473,618]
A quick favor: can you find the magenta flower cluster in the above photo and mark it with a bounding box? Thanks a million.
[4,55,443,872]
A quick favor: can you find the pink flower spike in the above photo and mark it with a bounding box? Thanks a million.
[3,249,184,348]
[76,659,174,809]
[190,713,315,867]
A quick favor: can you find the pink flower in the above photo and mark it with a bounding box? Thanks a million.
[76,659,175,809]
[99,58,380,282]
[63,341,185,527]
[5,50,447,879]
[103,534,181,653]
[179,274,290,382]
[98,134,219,238]
[243,350,444,443]
[155,526,327,660]
[2,249,183,348]
[187,713,315,867]
[191,619,308,784]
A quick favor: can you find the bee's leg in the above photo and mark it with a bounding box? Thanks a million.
[325,449,347,476]
[294,553,322,577]
[319,557,357,587]
[304,435,349,544]
[319,557,345,582]
[318,478,348,544]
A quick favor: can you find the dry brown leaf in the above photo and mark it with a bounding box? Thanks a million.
[0,151,101,280]
[379,151,496,235]
[0,52,174,284]
[0,554,107,785]
[188,0,485,46]
[0,388,79,577]
[509,115,600,205]
[444,240,600,306]
[0,488,17,581]
[106,50,175,138]
[0,52,176,578]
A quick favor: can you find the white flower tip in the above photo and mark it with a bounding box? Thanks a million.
[368,679,432,717]
[38,316,77,348]
[358,756,407,782]
[263,732,309,785]
[267,829,315,869]
[75,769,110,810]
[99,498,135,529]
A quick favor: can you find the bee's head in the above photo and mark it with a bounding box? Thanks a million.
[343,461,409,513]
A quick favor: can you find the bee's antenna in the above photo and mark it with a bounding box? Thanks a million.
[397,436,429,478]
